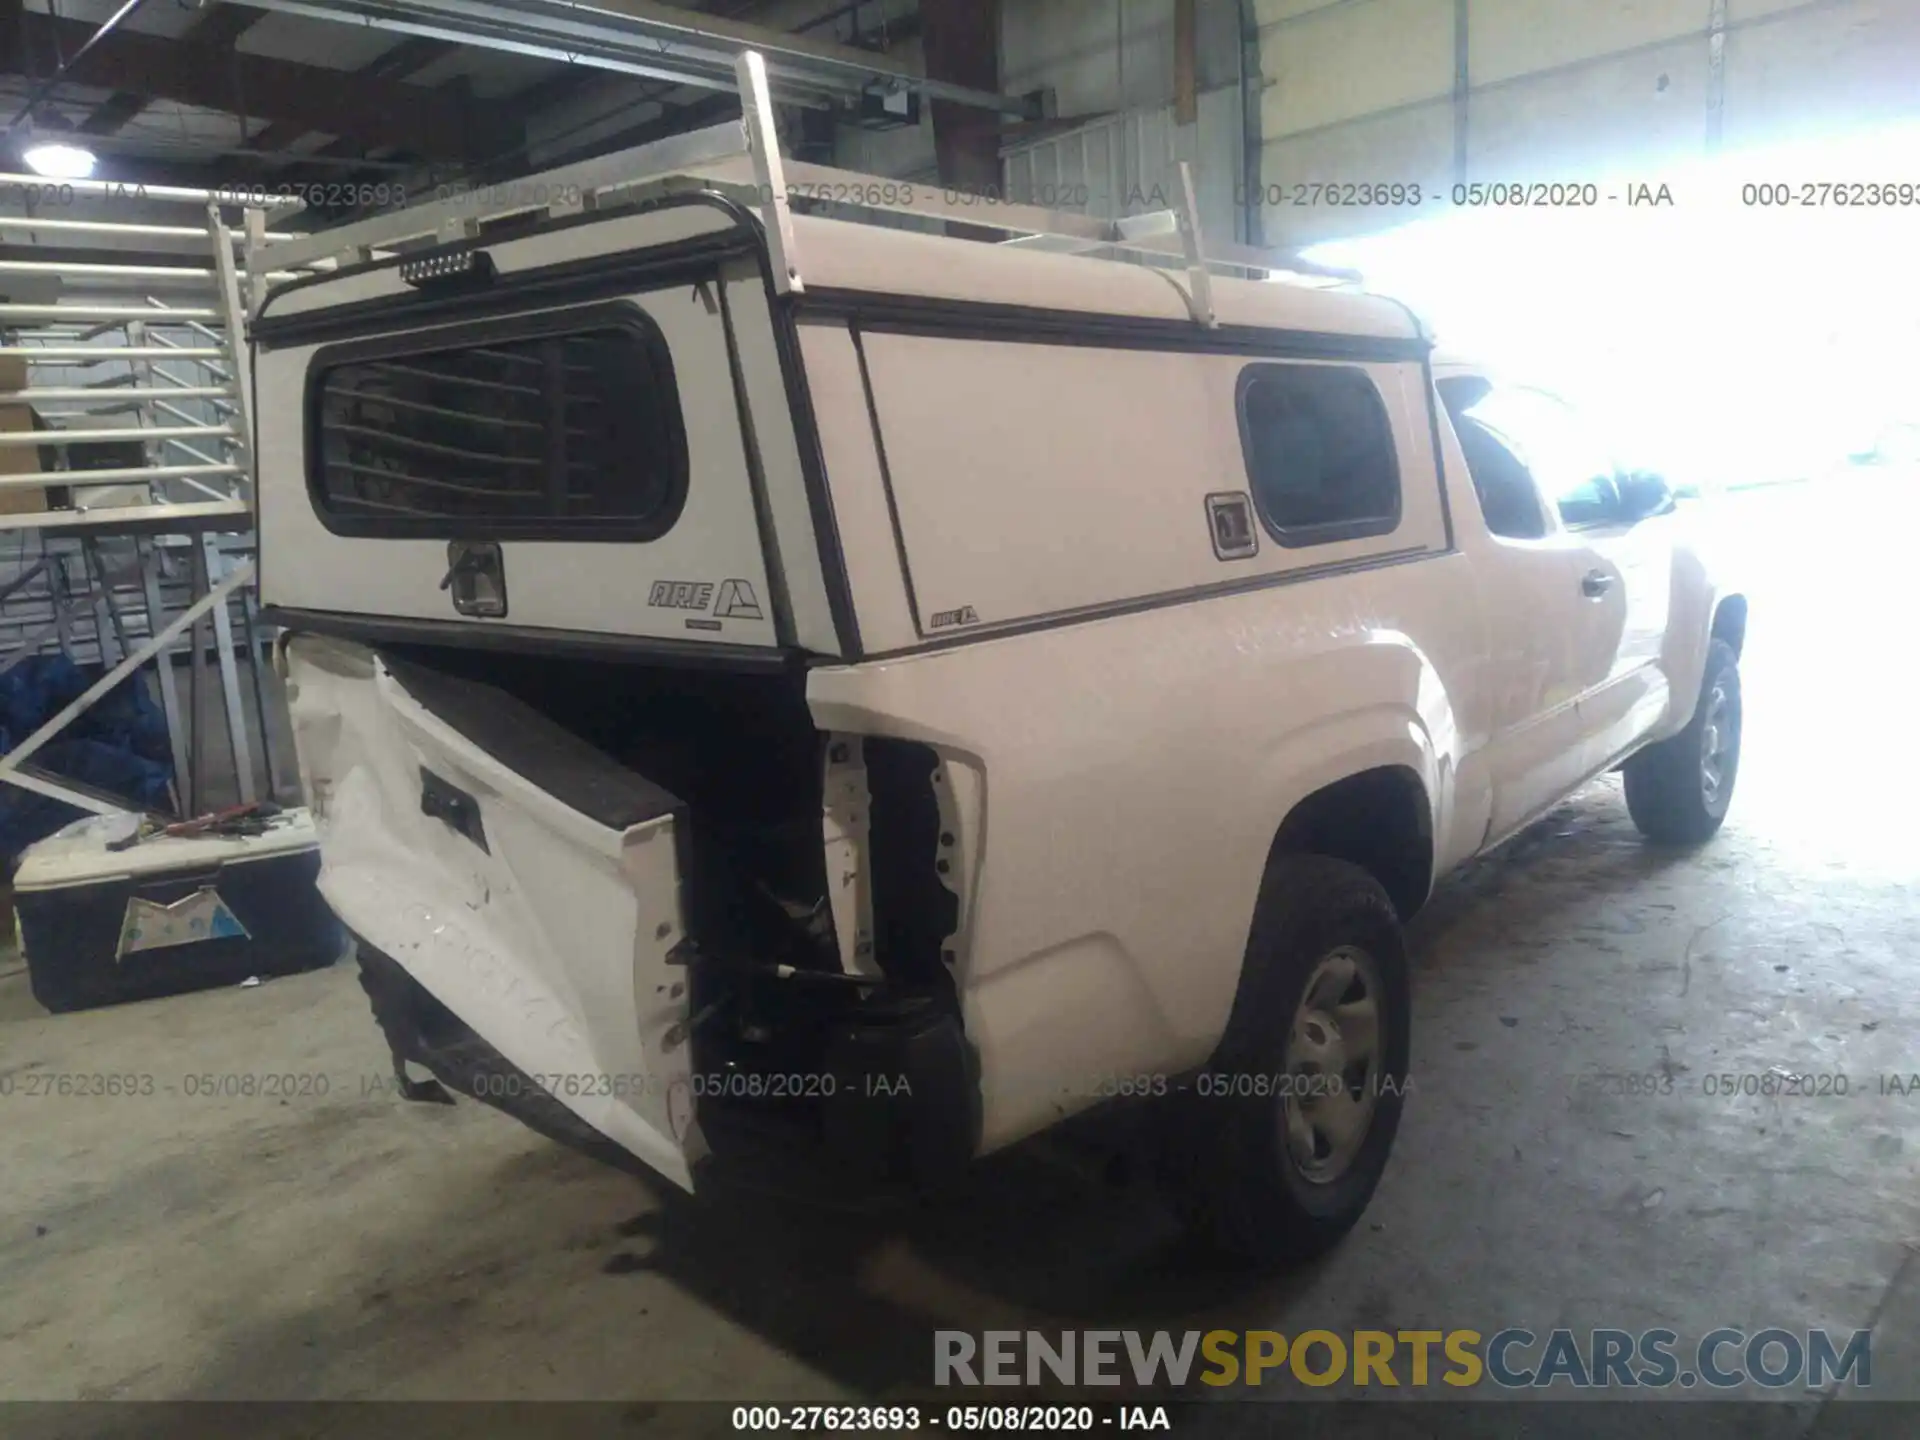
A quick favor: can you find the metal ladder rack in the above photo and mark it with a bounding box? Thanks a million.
[248,51,1356,330]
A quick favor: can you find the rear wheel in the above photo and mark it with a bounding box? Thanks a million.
[1164,855,1410,1267]
[1623,638,1742,845]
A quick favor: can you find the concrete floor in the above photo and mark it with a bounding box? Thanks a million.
[2,473,1917,1436]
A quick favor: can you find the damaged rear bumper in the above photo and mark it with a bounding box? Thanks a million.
[355,937,979,1204]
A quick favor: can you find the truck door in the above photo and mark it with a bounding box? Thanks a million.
[1505,391,1674,773]
[1440,389,1619,841]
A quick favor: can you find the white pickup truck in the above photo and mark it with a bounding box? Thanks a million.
[251,100,1745,1265]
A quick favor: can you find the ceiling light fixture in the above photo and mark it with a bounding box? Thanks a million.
[22,142,98,179]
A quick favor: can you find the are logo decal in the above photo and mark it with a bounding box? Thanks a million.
[648,580,713,611]
[929,605,980,631]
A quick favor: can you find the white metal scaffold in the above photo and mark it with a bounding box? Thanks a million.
[0,178,320,825]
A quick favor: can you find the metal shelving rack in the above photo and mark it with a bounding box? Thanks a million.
[0,179,321,823]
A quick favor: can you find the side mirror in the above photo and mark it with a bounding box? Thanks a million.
[1617,470,1676,521]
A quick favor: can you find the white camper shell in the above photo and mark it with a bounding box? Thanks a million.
[253,55,1745,1262]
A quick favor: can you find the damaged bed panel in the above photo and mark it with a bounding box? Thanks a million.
[284,630,985,1193]
[284,633,705,1189]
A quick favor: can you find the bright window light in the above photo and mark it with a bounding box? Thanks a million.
[22,143,97,179]
[1299,120,1920,489]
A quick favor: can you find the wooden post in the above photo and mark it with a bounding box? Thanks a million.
[1175,0,1199,128]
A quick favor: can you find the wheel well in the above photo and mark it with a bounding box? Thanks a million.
[1712,594,1748,659]
[1270,766,1433,921]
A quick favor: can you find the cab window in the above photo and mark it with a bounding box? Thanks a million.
[1466,386,1623,531]
[1437,378,1548,541]
[1452,416,1549,540]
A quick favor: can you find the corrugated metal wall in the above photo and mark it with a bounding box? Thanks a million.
[1253,0,1920,245]
[999,0,1251,243]
[833,0,1920,254]
[1001,91,1246,244]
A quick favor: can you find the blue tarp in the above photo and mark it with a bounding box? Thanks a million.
[0,656,174,863]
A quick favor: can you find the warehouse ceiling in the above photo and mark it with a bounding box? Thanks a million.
[0,0,1006,209]
[7,0,1917,254]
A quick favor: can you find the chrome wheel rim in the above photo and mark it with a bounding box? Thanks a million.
[1700,680,1733,809]
[1281,945,1383,1184]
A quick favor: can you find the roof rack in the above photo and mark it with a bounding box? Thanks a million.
[247,51,1358,328]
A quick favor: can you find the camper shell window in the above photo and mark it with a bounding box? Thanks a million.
[307,305,688,541]
[1235,362,1402,547]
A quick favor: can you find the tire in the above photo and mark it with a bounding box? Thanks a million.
[1163,854,1411,1267]
[1623,638,1742,845]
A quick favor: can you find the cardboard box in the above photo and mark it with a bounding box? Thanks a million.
[65,435,148,513]
[0,404,48,516]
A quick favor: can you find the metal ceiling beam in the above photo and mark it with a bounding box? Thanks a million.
[515,87,733,174]
[364,33,460,78]
[79,5,269,139]
[561,0,939,77]
[249,39,468,203]
[5,0,155,130]
[226,1,844,106]
[10,9,517,161]
[226,0,1041,117]
[245,34,455,155]
[79,89,150,137]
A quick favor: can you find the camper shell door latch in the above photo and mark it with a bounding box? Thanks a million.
[440,541,507,618]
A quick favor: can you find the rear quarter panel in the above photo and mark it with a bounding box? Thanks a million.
[807,554,1485,1151]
